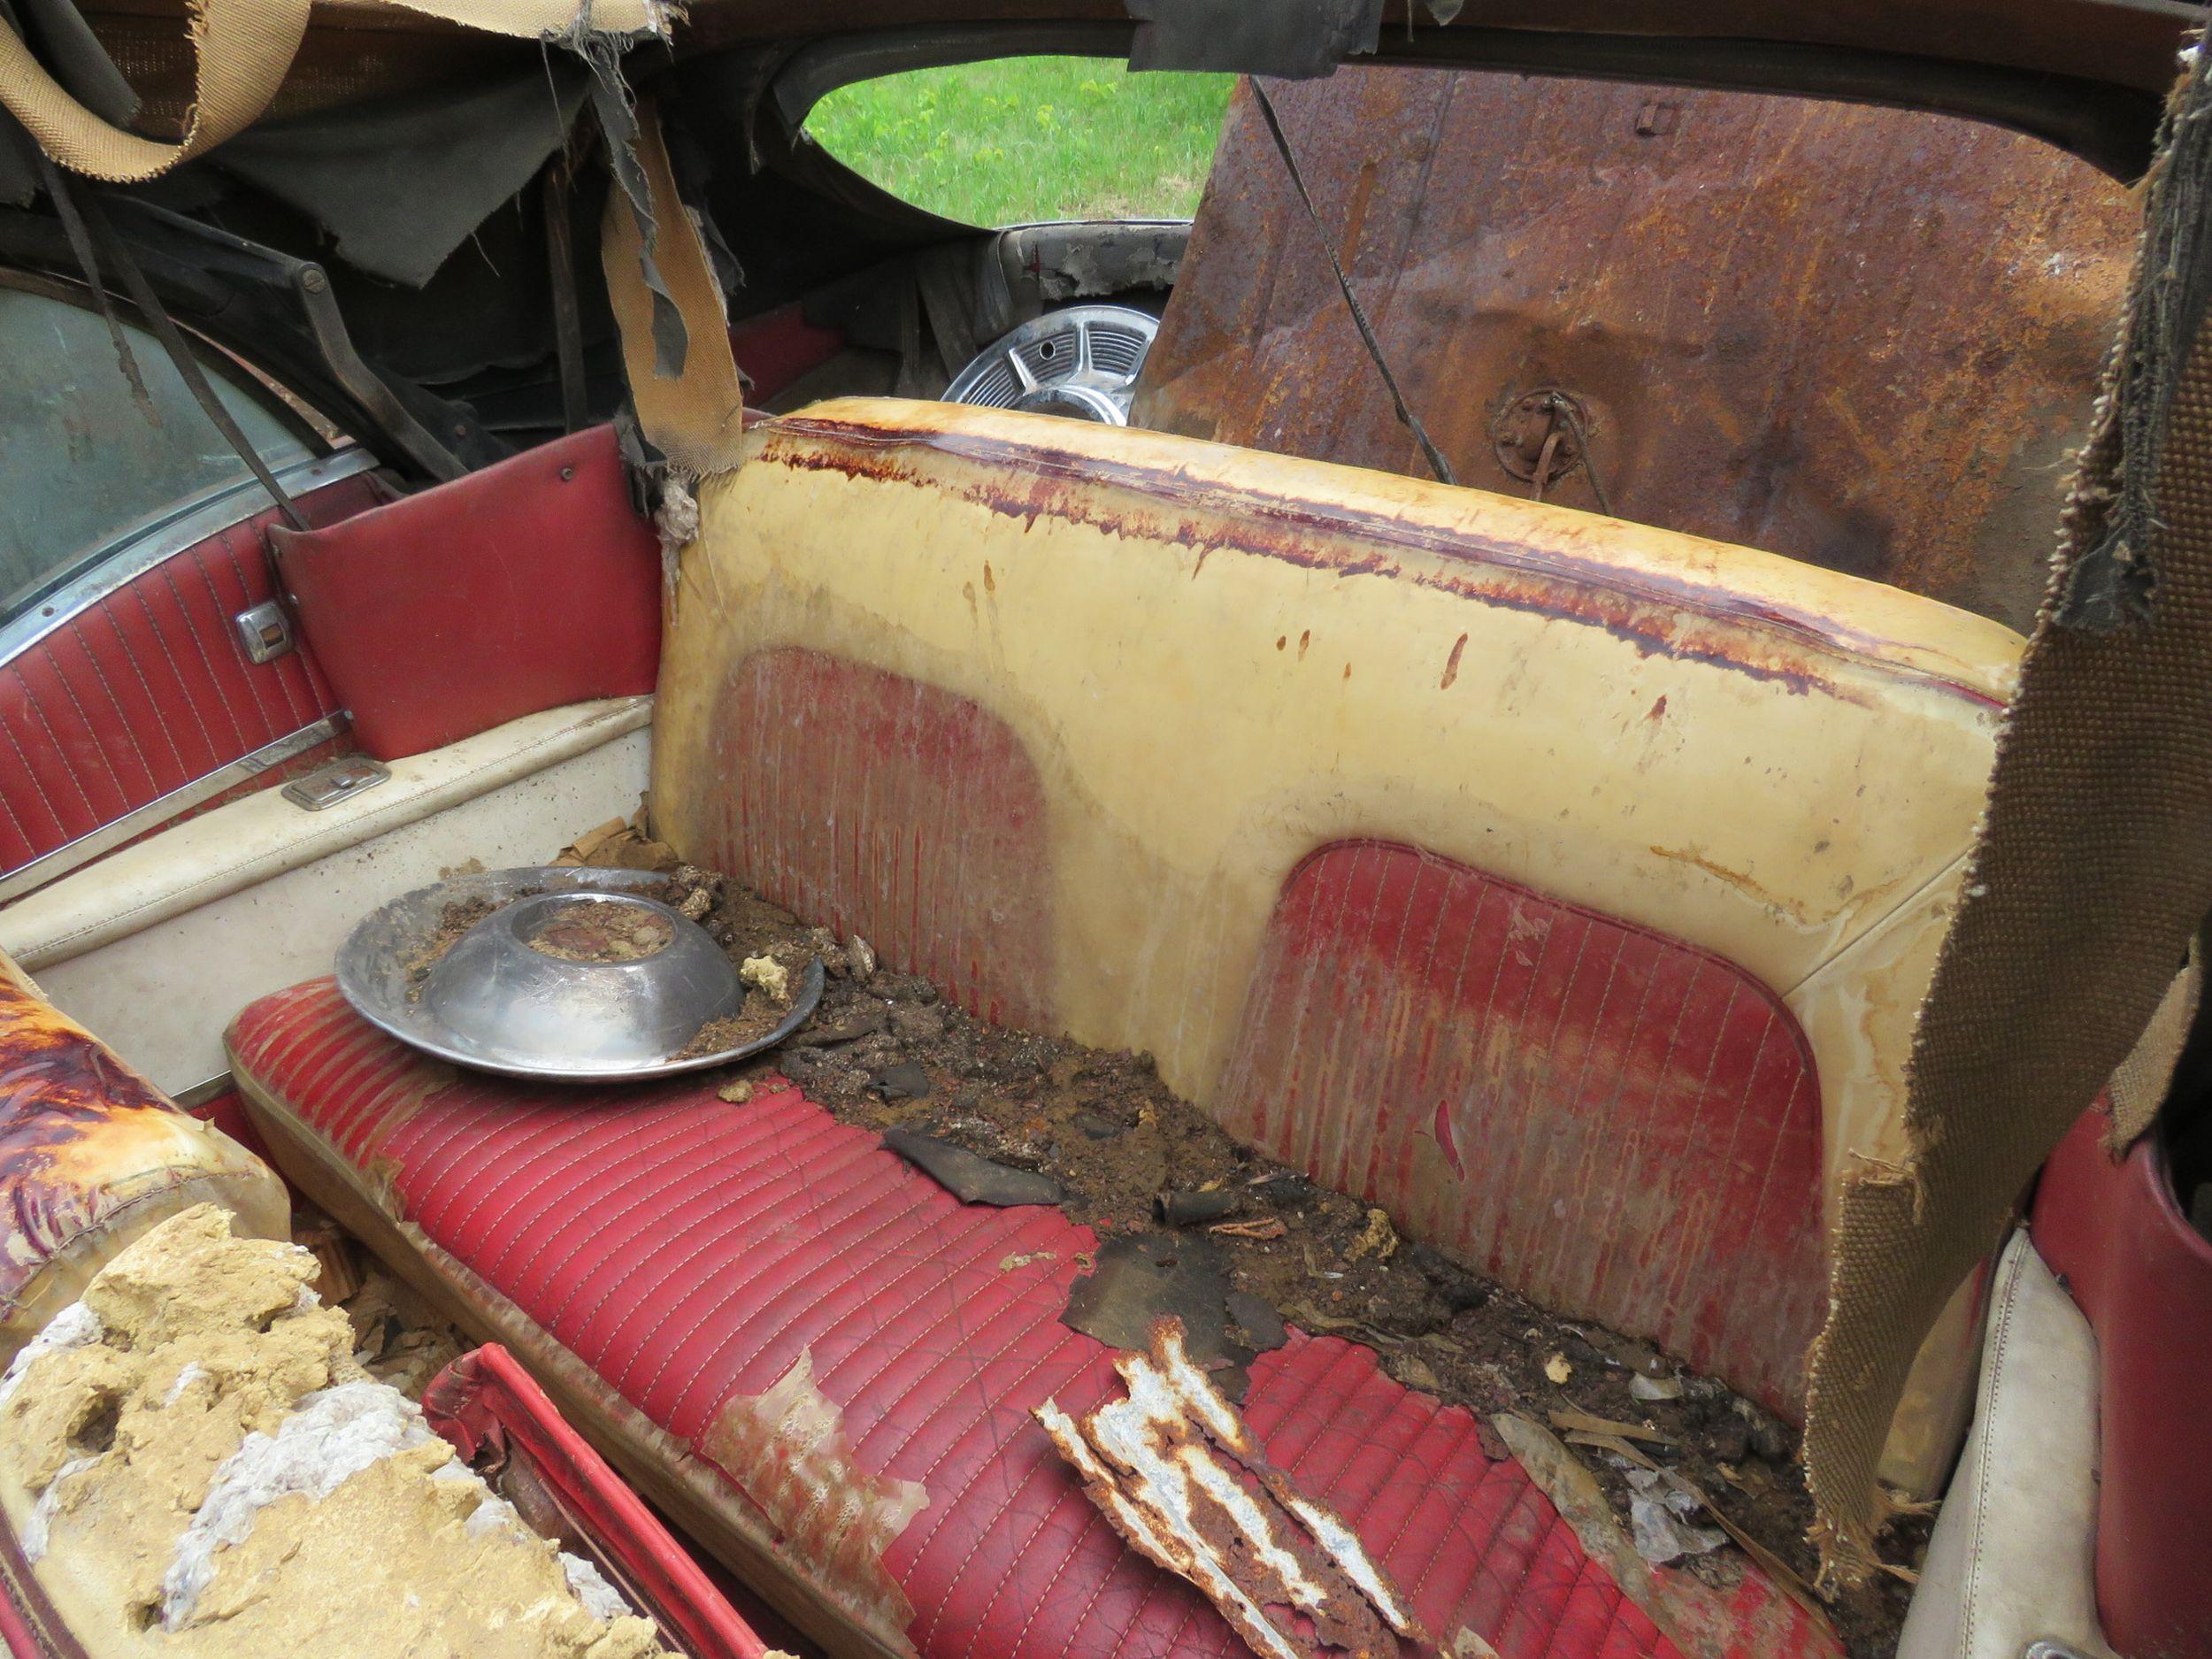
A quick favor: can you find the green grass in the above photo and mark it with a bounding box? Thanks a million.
[806,58,1236,227]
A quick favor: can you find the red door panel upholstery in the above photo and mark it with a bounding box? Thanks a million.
[229,980,1837,1659]
[707,648,1051,1029]
[424,1344,774,1659]
[1221,842,1825,1418]
[275,426,660,762]
[2032,1111,2212,1659]
[0,470,380,878]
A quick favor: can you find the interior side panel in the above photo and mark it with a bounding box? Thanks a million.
[2032,1110,2212,1659]
[276,426,662,762]
[0,465,383,876]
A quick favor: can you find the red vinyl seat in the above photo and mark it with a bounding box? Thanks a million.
[228,979,1832,1659]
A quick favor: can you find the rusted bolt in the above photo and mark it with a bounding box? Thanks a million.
[1490,389,1594,488]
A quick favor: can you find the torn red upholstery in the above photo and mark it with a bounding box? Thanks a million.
[1222,842,1825,1419]
[229,979,1835,1659]
[0,472,380,879]
[2032,1110,2212,1659]
[274,426,659,762]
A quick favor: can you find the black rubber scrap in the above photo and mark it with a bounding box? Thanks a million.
[868,1060,932,1100]
[1154,1188,1240,1225]
[882,1126,1063,1207]
[1061,1233,1286,1400]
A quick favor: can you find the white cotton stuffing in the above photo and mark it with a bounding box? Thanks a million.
[21,1455,101,1563]
[463,1493,526,1541]
[559,1552,635,1622]
[0,1302,104,1410]
[160,1380,440,1629]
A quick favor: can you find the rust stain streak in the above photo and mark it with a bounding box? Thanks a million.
[1441,632,1469,688]
[762,415,2007,712]
[701,1346,928,1651]
[1647,843,1816,925]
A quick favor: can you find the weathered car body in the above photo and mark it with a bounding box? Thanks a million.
[0,3,2208,1658]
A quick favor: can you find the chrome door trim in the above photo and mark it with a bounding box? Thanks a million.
[0,712,349,904]
[0,447,380,666]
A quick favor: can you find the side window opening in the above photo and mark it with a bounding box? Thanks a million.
[0,280,318,622]
[803,58,1235,228]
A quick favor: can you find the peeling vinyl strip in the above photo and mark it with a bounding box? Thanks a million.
[1036,1317,1423,1659]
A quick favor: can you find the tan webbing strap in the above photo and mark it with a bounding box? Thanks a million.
[599,96,747,475]
[0,0,667,185]
[0,0,307,181]
[1805,51,2212,1584]
[2109,949,2200,1148]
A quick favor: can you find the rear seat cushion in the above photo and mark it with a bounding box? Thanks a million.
[229,979,1836,1659]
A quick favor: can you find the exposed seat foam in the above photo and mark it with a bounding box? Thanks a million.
[229,979,1836,1659]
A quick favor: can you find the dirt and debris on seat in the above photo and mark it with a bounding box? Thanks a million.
[296,1204,470,1401]
[550,821,1923,1656]
[342,1261,471,1401]
[526,901,674,963]
[403,894,509,998]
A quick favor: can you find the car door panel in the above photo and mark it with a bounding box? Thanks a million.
[0,452,383,883]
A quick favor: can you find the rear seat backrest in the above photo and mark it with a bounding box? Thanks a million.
[655,399,2021,1471]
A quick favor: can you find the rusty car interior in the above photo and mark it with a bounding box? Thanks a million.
[0,3,2208,1659]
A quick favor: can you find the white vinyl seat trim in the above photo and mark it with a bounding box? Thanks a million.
[1898,1227,2114,1659]
[0,697,652,972]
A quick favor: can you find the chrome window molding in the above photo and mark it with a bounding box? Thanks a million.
[0,447,380,666]
[0,712,349,904]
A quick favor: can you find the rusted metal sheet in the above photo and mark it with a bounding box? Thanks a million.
[1133,70,2138,631]
[1035,1316,1423,1659]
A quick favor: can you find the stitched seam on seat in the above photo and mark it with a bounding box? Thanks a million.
[573,1117,887,1371]
[475,1109,743,1303]
[815,1212,1085,1450]
[562,1103,864,1341]
[430,1102,634,1261]
[463,1104,718,1282]
[619,1133,923,1404]
[662,1187,1011,1431]
[532,1118,852,1344]
[896,1325,1108,1580]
